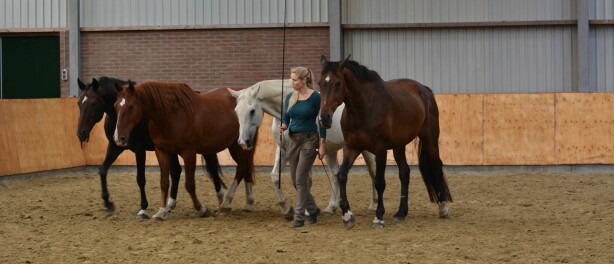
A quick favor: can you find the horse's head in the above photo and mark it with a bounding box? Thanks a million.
[228,85,263,150]
[113,82,142,147]
[76,78,106,142]
[318,54,350,129]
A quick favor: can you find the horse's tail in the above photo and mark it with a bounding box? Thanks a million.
[201,154,227,190]
[417,85,453,203]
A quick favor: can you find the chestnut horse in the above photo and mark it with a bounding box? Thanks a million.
[77,77,223,219]
[113,81,256,220]
[318,55,452,228]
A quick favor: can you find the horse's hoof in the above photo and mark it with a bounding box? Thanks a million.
[393,212,407,222]
[218,207,232,213]
[137,210,149,220]
[153,208,170,221]
[283,206,294,221]
[342,211,356,229]
[199,207,213,218]
[242,205,254,212]
[166,198,177,210]
[372,218,385,229]
[104,202,115,212]
[323,206,336,215]
[393,216,405,222]
[439,203,450,219]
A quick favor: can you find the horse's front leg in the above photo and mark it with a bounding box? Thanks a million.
[392,148,410,222]
[323,152,340,214]
[99,143,125,212]
[134,148,149,219]
[183,152,211,218]
[338,148,361,229]
[372,151,388,228]
[271,143,292,219]
[153,149,172,220]
[361,151,378,210]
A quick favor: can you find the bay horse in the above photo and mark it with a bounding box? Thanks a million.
[228,80,379,217]
[77,77,220,219]
[318,55,452,228]
[113,81,256,220]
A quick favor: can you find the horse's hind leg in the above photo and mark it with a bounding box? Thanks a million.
[322,152,340,214]
[183,153,212,218]
[361,151,378,210]
[392,147,410,221]
[99,143,124,212]
[418,131,453,219]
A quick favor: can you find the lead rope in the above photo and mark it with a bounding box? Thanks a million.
[317,153,337,202]
[278,0,287,190]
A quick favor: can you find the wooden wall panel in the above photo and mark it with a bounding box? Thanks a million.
[555,93,614,164]
[0,102,22,175]
[437,94,484,165]
[483,94,556,165]
[0,99,86,176]
[2,93,612,177]
[12,100,49,173]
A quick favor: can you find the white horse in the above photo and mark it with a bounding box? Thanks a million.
[227,80,378,216]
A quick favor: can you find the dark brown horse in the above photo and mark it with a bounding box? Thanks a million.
[318,55,452,228]
[113,81,256,220]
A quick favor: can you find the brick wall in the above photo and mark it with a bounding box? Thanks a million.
[78,27,330,93]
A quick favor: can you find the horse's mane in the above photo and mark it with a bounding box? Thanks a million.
[134,81,198,117]
[90,76,134,104]
[324,60,384,84]
[323,60,387,93]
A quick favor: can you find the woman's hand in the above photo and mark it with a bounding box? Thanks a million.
[278,124,287,134]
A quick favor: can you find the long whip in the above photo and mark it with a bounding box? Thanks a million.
[278,0,287,190]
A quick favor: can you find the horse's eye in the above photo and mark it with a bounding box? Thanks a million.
[250,109,255,116]
[335,82,341,88]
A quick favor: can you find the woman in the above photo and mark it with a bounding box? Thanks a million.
[278,67,326,228]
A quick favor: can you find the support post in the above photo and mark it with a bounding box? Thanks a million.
[328,0,342,61]
[576,0,591,92]
[68,0,80,97]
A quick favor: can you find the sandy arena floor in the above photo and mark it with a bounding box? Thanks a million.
[0,168,612,263]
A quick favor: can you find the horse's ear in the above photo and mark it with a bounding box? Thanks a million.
[320,55,329,67]
[128,81,135,94]
[78,78,86,91]
[250,84,260,98]
[227,88,241,98]
[91,78,99,91]
[339,54,351,70]
[113,82,124,93]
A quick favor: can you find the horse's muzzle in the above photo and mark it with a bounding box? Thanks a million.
[77,129,90,142]
[319,114,332,129]
[238,139,254,151]
[115,136,129,147]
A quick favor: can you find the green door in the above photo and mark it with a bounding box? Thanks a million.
[1,36,60,99]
